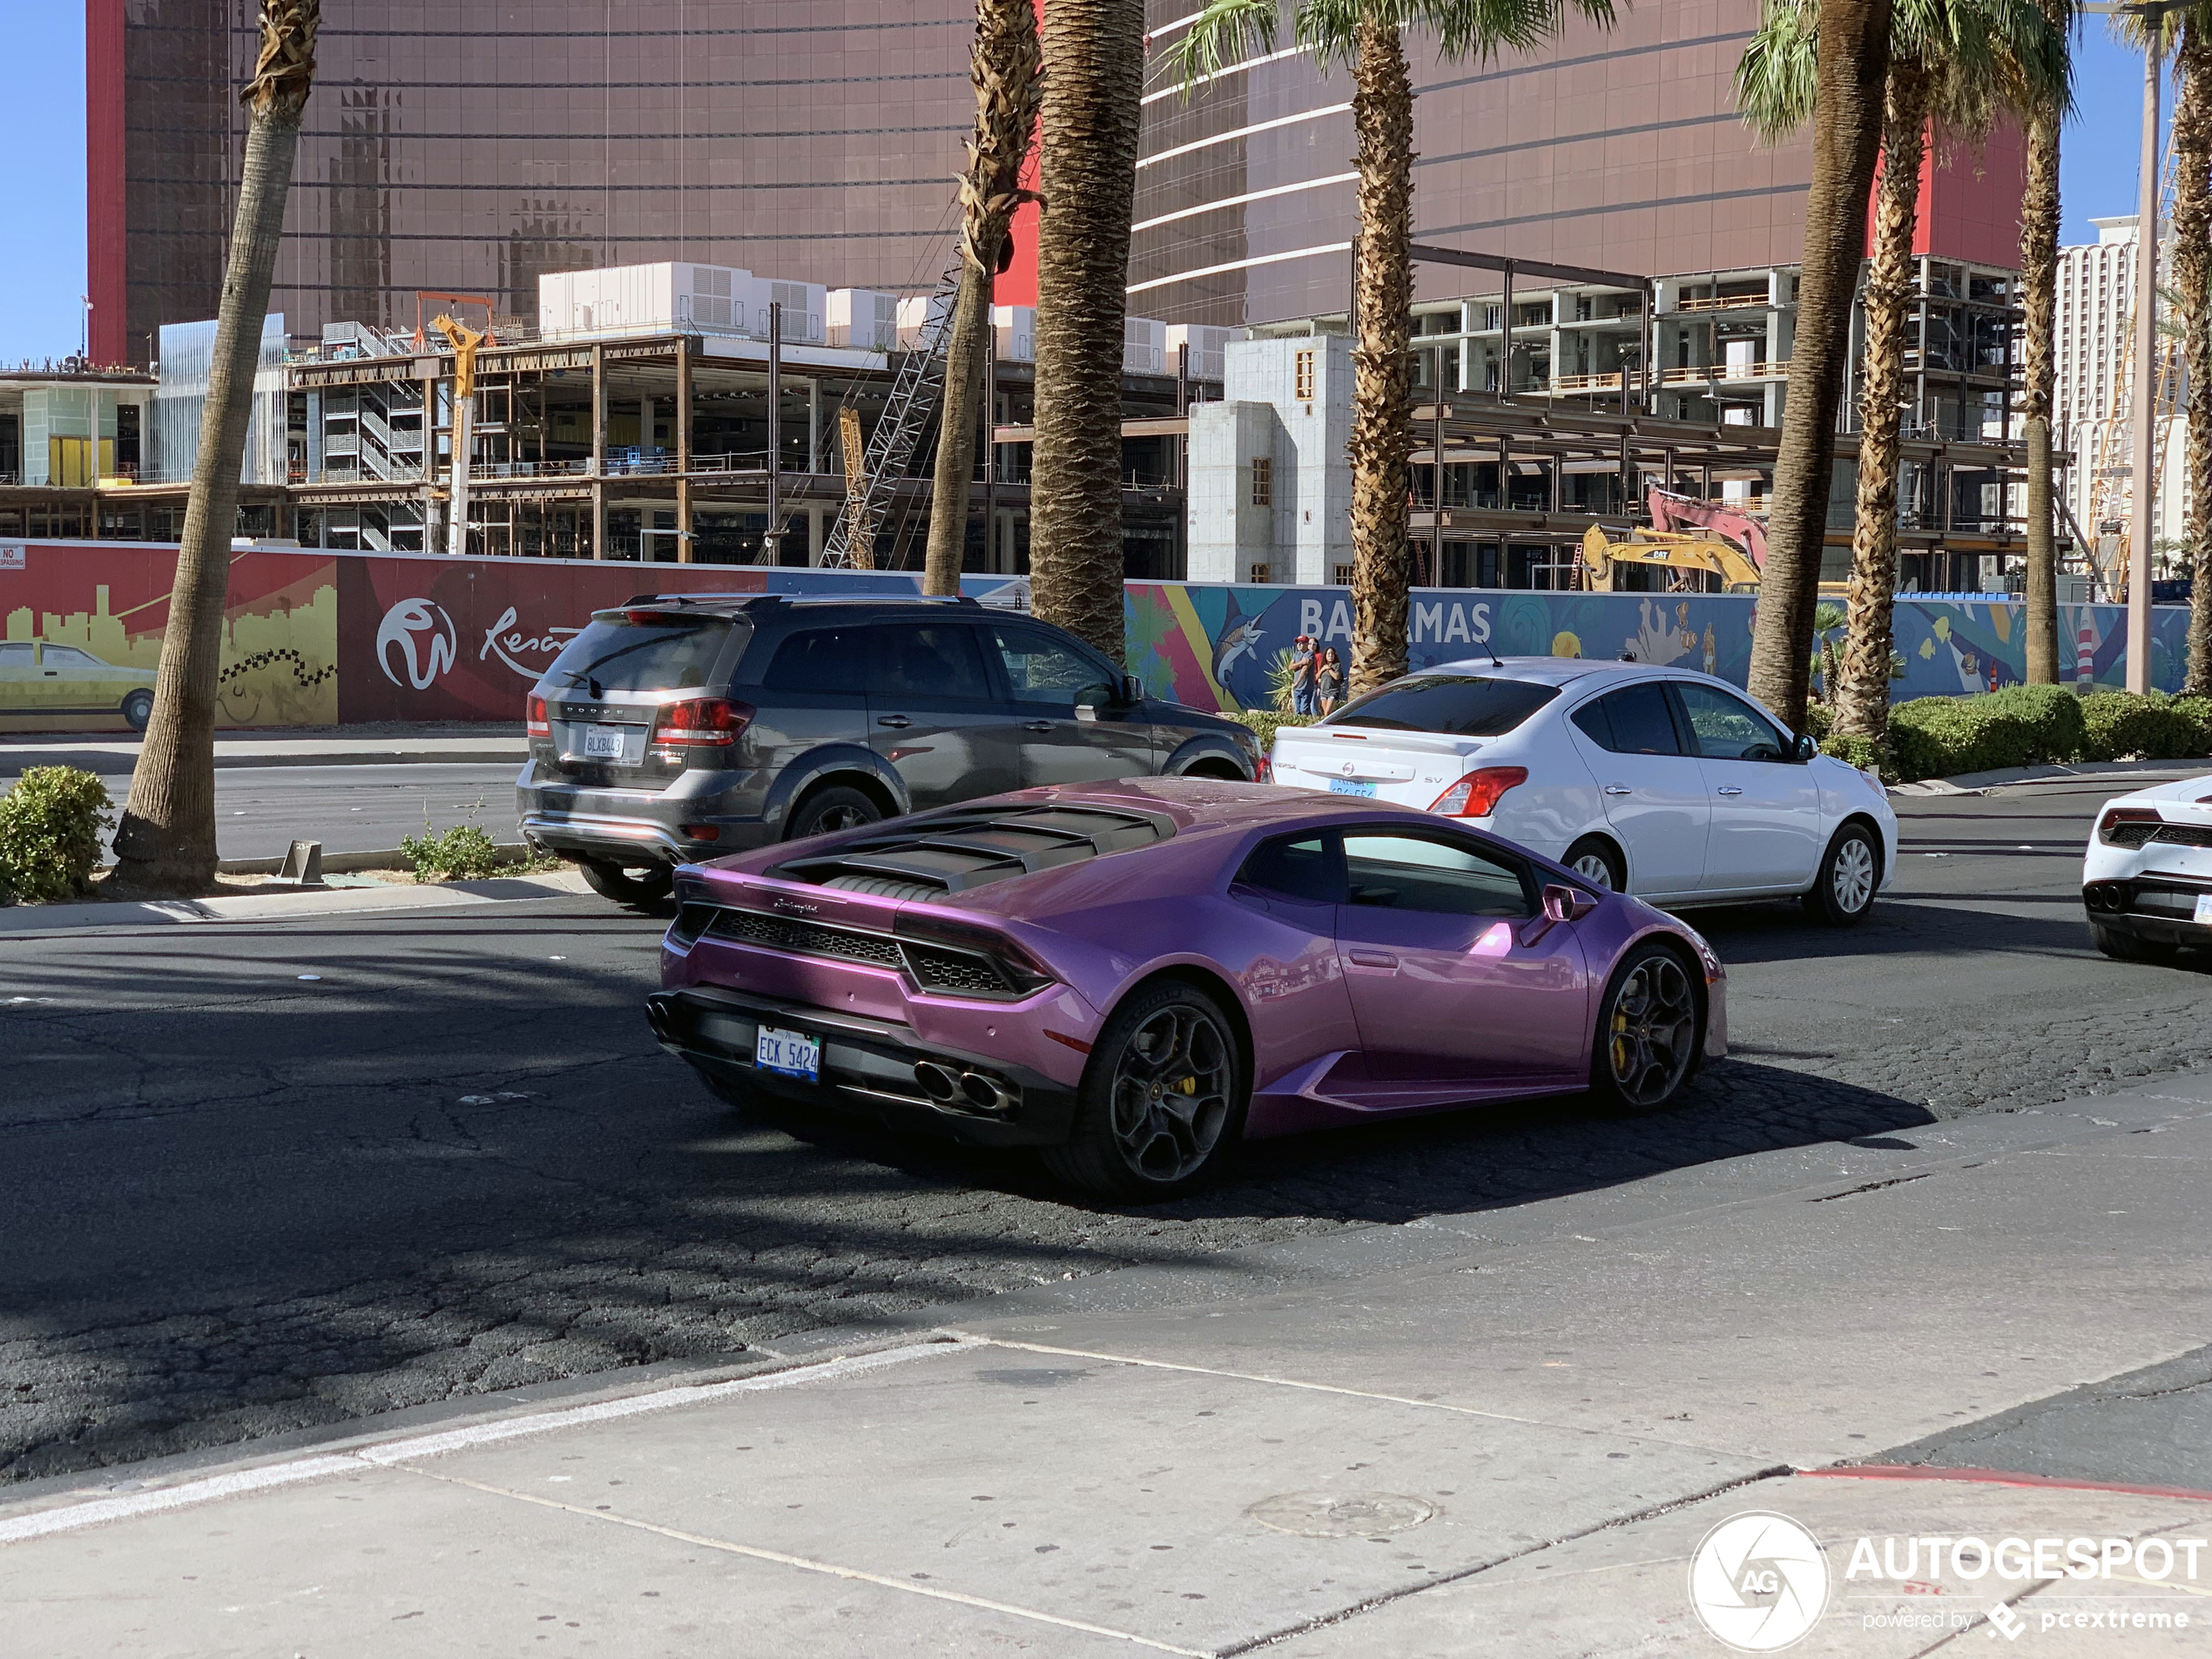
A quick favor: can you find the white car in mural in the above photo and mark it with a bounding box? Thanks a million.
[0,641,158,731]
[1266,658,1897,923]
[2080,772,2212,961]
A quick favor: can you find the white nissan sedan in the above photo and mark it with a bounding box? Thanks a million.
[1266,658,1897,924]
[2080,772,2212,961]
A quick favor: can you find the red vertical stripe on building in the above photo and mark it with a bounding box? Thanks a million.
[993,0,1047,308]
[85,0,127,365]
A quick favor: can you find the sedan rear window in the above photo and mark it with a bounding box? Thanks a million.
[1325,674,1559,736]
[546,615,732,695]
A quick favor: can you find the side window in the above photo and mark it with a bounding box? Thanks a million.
[0,644,36,665]
[761,627,870,695]
[1568,698,1613,750]
[872,622,993,702]
[1342,833,1532,918]
[1593,684,1683,756]
[1674,682,1789,761]
[1233,834,1342,904]
[42,647,95,666]
[992,626,1115,710]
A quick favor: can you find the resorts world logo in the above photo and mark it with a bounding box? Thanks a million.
[1689,1512,1831,1650]
[375,597,457,690]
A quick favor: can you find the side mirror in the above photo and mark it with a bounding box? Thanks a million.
[1122,673,1144,705]
[1541,883,1596,923]
[1793,732,1819,762]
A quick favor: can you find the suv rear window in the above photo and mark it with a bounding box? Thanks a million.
[1325,674,1559,736]
[546,614,732,695]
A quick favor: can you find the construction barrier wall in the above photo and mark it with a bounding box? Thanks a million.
[0,539,2190,735]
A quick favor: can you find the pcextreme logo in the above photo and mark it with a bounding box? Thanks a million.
[1688,1511,1831,1651]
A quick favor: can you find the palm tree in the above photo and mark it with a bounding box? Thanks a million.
[1738,0,2064,738]
[108,1,319,896]
[1172,0,1615,698]
[924,0,1044,597]
[2172,10,2212,691]
[1740,0,1896,735]
[1028,0,1148,662]
[2019,0,2075,687]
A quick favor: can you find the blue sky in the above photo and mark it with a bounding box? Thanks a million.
[0,16,2173,365]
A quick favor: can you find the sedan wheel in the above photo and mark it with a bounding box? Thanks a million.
[1563,836,1625,893]
[1043,983,1244,1198]
[1803,822,1878,927]
[1589,944,1700,1112]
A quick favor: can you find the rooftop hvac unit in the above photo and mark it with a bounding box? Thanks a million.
[537,262,755,337]
[992,305,1035,363]
[828,289,899,351]
[755,279,826,345]
[1123,317,1167,376]
[1164,324,1230,381]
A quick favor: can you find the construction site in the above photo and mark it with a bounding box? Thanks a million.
[1,244,2065,599]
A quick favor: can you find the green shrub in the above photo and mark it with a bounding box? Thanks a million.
[0,766,114,905]
[1819,733,1885,778]
[2079,689,2212,761]
[1229,709,1316,755]
[1803,702,1835,740]
[400,822,505,881]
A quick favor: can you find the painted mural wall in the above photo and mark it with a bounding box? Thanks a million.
[0,539,2191,734]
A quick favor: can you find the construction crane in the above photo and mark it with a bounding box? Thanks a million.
[819,260,963,569]
[428,314,486,558]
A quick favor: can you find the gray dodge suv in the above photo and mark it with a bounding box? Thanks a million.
[518,594,1260,905]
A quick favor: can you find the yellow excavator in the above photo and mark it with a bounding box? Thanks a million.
[1578,523,1763,592]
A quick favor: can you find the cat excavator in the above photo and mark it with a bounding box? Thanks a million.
[1578,489,1767,592]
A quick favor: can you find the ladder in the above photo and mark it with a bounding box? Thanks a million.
[819,260,964,568]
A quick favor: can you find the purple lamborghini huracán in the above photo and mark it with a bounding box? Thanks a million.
[647,777,1726,1197]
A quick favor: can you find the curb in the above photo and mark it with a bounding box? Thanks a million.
[0,868,592,936]
[211,843,531,876]
[1893,758,2212,797]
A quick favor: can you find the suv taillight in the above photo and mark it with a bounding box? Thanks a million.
[1430,766,1528,818]
[526,693,550,739]
[654,697,753,746]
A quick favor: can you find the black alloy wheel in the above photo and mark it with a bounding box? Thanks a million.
[1044,981,1244,1199]
[1588,942,1701,1112]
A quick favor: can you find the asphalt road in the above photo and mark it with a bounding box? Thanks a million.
[5,770,2210,1485]
[208,763,525,860]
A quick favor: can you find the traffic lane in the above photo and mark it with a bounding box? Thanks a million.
[1691,781,2212,1116]
[206,762,525,858]
[2,893,1952,1483]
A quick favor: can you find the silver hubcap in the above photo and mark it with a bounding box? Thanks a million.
[818,805,872,833]
[1110,1005,1232,1183]
[1573,853,1615,890]
[1607,956,1696,1108]
[1831,837,1875,913]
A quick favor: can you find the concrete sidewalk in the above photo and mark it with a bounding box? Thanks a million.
[0,867,590,936]
[1,724,526,776]
[4,1078,2209,1656]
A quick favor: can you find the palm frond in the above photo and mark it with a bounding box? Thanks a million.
[1160,0,1284,93]
[1733,0,1818,143]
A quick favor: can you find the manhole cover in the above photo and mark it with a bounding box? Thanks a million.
[1246,1492,1438,1538]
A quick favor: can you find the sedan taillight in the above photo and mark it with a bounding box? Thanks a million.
[653,697,753,746]
[1430,766,1528,818]
[526,693,550,739]
[1254,751,1273,784]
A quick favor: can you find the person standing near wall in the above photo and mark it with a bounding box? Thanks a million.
[1290,633,1319,716]
[1316,647,1344,715]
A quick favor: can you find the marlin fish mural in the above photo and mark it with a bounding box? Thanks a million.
[1211,598,1265,687]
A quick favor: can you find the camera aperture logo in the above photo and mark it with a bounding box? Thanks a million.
[1689,1511,1831,1651]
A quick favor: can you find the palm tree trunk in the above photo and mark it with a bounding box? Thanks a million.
[109,1,318,896]
[2178,21,2212,693]
[1345,13,1415,699]
[925,0,1043,598]
[1834,63,1930,740]
[2020,101,2061,685]
[1029,0,1144,663]
[1746,0,1894,733]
